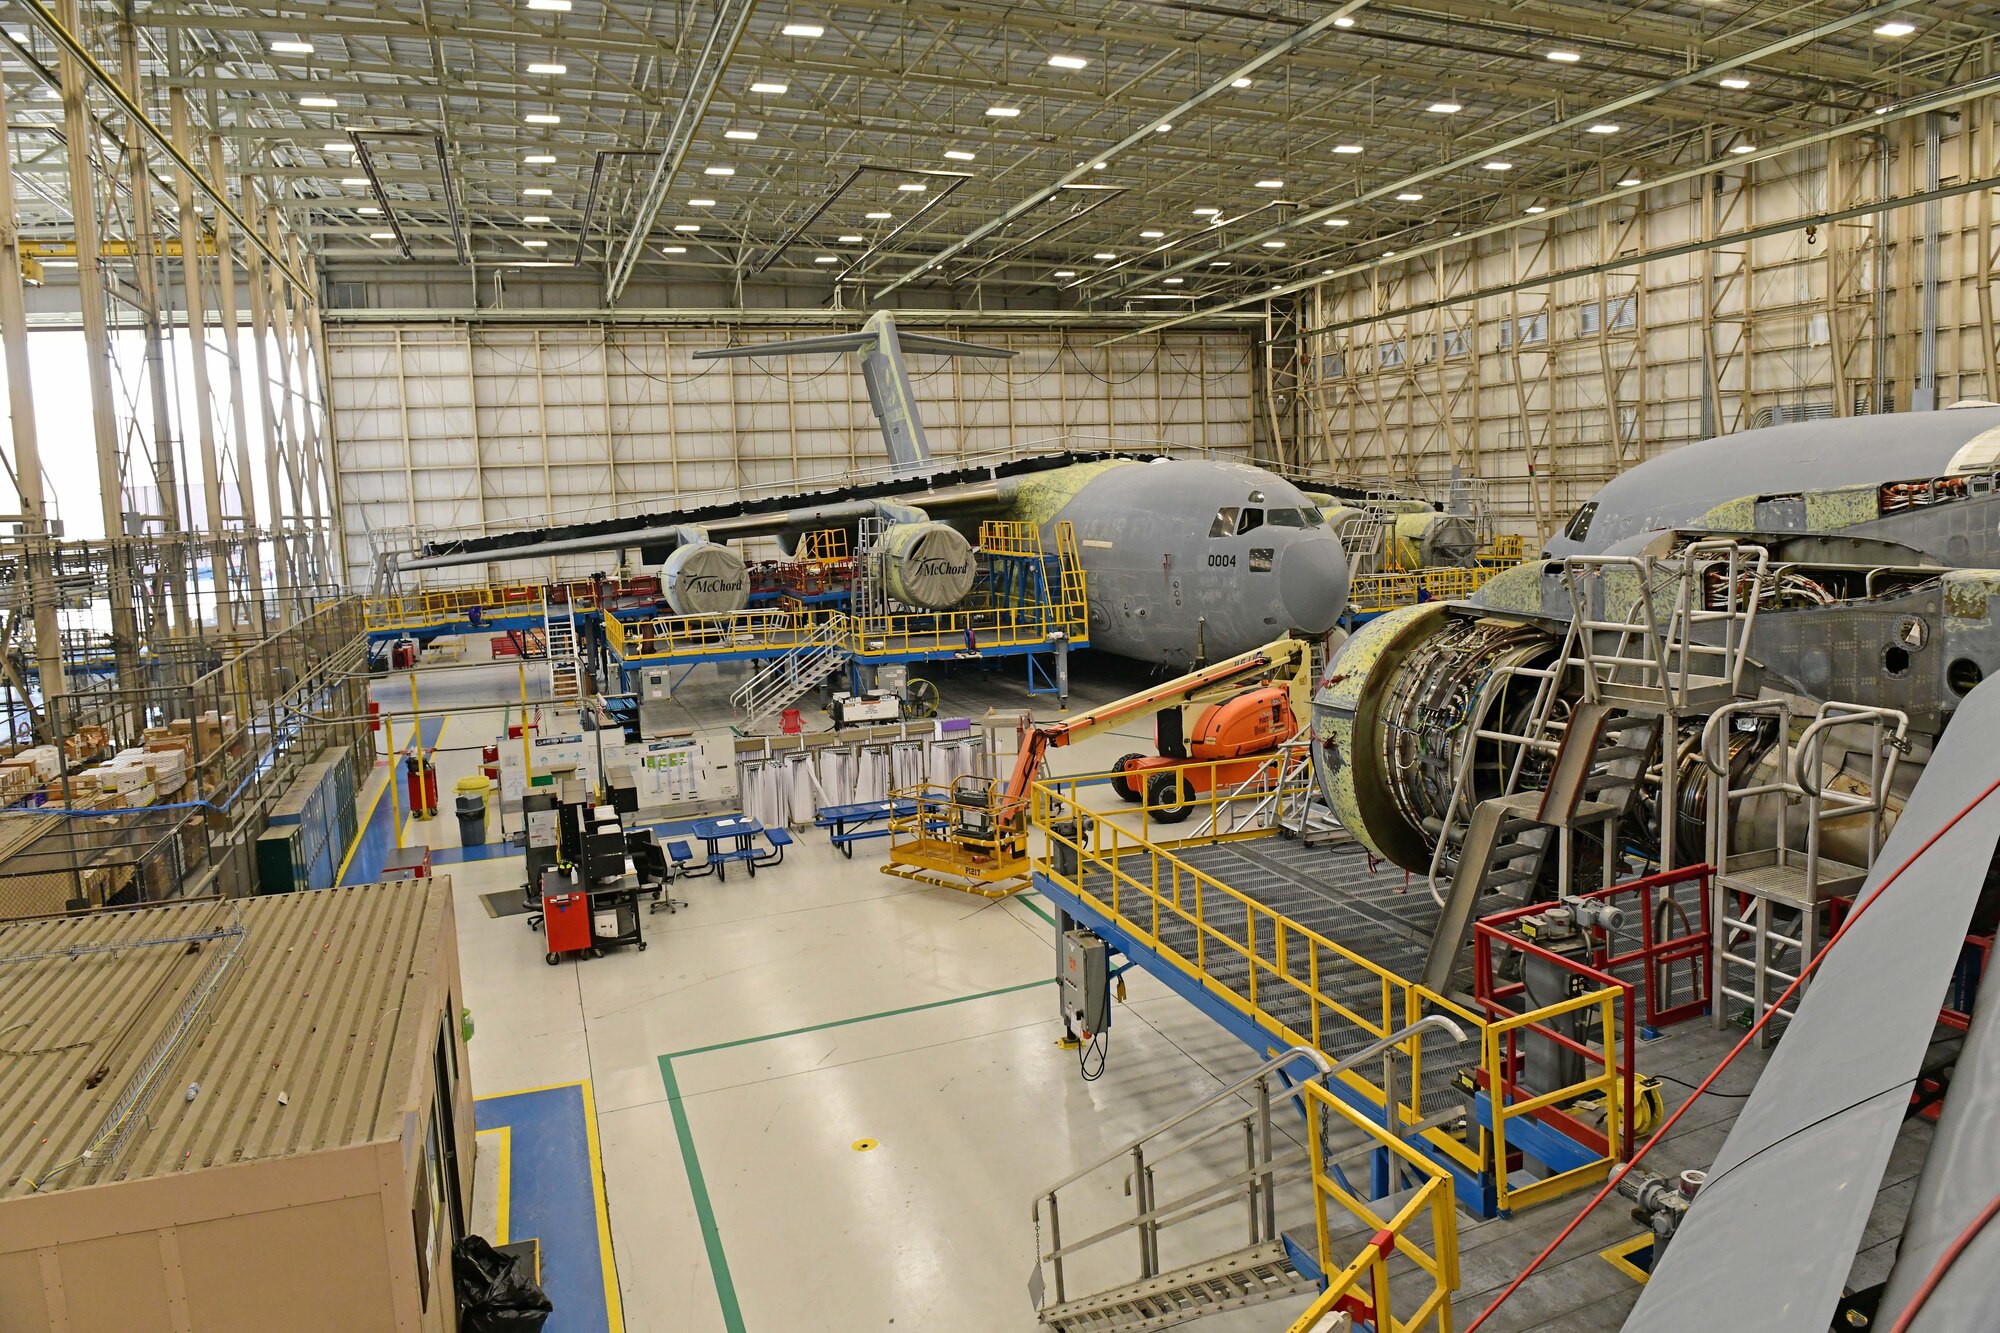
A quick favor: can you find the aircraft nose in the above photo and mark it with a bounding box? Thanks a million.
[1277,533,1350,635]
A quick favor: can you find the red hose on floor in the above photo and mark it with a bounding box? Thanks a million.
[1465,773,2000,1332]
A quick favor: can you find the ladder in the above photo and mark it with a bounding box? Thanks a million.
[1704,698,1906,1045]
[1188,727,1341,845]
[731,614,851,730]
[544,597,583,701]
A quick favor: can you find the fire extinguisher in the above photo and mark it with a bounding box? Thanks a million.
[404,752,439,819]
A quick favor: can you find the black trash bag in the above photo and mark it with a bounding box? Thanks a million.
[453,1234,554,1332]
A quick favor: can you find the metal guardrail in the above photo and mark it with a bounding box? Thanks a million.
[1032,788,1629,1212]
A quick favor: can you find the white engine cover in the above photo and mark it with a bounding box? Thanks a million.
[872,522,975,609]
[662,541,749,615]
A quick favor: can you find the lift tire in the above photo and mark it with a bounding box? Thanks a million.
[1109,755,1146,803]
[1146,772,1194,824]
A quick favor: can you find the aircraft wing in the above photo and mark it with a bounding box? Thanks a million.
[397,477,1008,571]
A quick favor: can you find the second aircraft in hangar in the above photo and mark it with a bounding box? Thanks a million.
[397,313,1352,666]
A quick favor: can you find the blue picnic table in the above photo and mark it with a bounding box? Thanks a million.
[690,814,765,880]
[814,798,919,858]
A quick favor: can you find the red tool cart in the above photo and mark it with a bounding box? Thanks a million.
[543,885,592,964]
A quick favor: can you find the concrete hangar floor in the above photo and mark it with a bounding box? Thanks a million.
[356,643,1906,1333]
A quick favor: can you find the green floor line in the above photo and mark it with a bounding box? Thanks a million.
[1018,890,1058,927]
[658,977,1053,1333]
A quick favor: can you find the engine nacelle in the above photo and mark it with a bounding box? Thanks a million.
[871,522,975,609]
[662,541,750,615]
[1390,512,1479,569]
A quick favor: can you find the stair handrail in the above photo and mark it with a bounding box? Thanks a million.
[1031,1017,1467,1301]
[1188,726,1316,839]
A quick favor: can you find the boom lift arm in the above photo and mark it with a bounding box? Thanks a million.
[999,636,1316,821]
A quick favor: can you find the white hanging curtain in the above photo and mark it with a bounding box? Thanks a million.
[855,747,890,803]
[785,754,816,828]
[742,761,787,829]
[817,747,854,807]
[890,742,926,792]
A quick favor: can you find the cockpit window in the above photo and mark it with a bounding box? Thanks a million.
[1237,508,1266,535]
[1561,502,1598,543]
[1209,506,1240,538]
[1267,507,1313,529]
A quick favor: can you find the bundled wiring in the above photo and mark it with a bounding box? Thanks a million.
[1079,1030,1110,1082]
[1466,771,2000,1332]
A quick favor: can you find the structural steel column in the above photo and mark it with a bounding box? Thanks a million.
[264,203,305,603]
[210,133,258,624]
[116,12,189,638]
[58,0,142,726]
[241,171,292,617]
[171,88,227,628]
[0,73,66,717]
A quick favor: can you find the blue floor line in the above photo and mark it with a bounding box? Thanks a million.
[475,1085,612,1333]
[340,767,402,886]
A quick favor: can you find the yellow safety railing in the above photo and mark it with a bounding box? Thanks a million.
[364,582,548,632]
[977,519,1046,559]
[1031,793,1626,1210]
[794,527,850,565]
[1349,565,1502,614]
[1482,987,1626,1210]
[1477,533,1526,566]
[1290,1079,1460,1333]
[604,606,827,662]
[853,597,1088,655]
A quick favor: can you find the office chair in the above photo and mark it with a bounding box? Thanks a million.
[629,829,688,915]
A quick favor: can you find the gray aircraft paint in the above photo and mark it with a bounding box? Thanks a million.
[1041,458,1351,666]
[1543,403,2000,559]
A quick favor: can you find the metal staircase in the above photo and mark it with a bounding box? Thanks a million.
[543,597,583,701]
[731,613,851,730]
[1030,1021,1463,1333]
[1189,728,1341,845]
[1421,540,1769,990]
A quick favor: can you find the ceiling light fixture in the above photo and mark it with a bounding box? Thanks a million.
[1324,217,1349,227]
[1396,191,1423,201]
[357,205,382,214]
[814,255,838,263]
[1140,229,1165,238]
[750,80,788,94]
[1092,252,1116,259]
[1163,276,1185,284]
[522,188,553,198]
[1730,143,1756,154]
[525,0,571,11]
[1426,101,1462,114]
[299,96,338,108]
[1333,144,1363,155]
[1046,54,1088,70]
[986,105,1020,117]
[1719,76,1750,89]
[838,234,863,242]
[341,176,370,186]
[1231,77,1252,88]
[1586,123,1620,134]
[1092,161,1107,170]
[704,165,736,176]
[1192,206,1220,215]
[944,149,975,161]
[1524,203,1547,213]
[524,215,551,223]
[1153,122,1173,133]
[525,113,561,124]
[781,22,824,36]
[725,128,758,140]
[897,181,926,191]
[270,40,314,53]
[1617,175,1642,186]
[1483,160,1512,171]
[525,154,557,163]
[1209,260,1230,267]
[369,232,395,240]
[689,198,716,207]
[523,239,549,248]
[1874,20,1915,36]
[1333,15,1354,26]
[674,223,700,232]
[1261,240,1286,249]
[865,210,892,219]
[1254,178,1283,188]
[1546,50,1581,62]
[528,61,567,74]
[662,245,687,254]
[322,142,352,153]
[1054,270,1076,277]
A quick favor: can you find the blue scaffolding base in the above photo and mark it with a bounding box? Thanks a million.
[1032,869,1498,1217]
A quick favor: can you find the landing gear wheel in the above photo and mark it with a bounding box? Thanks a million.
[1108,754,1146,803]
[545,951,559,966]
[1145,771,1195,824]
[902,676,940,719]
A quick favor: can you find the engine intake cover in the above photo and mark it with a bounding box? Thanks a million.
[662,541,749,615]
[873,522,975,609]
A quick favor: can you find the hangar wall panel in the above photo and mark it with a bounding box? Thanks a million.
[326,323,1254,580]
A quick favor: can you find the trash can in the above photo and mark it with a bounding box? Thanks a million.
[456,793,488,847]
